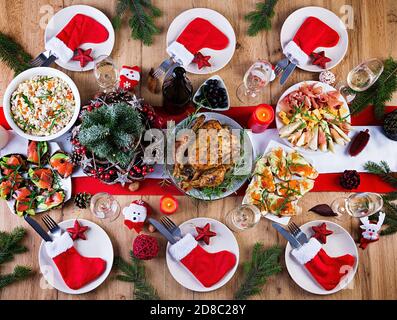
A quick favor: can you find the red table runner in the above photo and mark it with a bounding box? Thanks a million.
[1,106,396,195]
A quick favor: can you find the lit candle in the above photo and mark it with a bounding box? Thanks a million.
[160,195,178,215]
[247,104,274,133]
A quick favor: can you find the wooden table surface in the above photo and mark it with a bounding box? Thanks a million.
[1,0,397,300]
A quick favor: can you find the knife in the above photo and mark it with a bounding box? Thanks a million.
[272,222,301,249]
[280,59,298,85]
[24,215,52,242]
[148,218,177,244]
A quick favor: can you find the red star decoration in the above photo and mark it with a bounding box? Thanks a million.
[311,223,333,244]
[72,48,94,68]
[67,220,89,241]
[192,52,212,70]
[311,51,332,69]
[195,223,216,245]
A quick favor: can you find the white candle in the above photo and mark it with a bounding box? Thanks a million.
[0,125,9,150]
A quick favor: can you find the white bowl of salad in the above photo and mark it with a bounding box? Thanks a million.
[3,67,81,141]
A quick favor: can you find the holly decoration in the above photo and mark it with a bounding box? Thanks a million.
[74,192,92,209]
[311,51,331,69]
[195,223,216,245]
[67,220,89,241]
[192,52,211,70]
[72,48,94,67]
[311,223,333,244]
[132,234,159,260]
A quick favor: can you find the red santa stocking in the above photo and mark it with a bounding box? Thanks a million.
[45,233,106,290]
[291,238,355,291]
[167,18,229,66]
[169,233,236,287]
[46,13,109,63]
[283,16,340,65]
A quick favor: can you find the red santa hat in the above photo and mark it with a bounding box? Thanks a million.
[122,200,150,233]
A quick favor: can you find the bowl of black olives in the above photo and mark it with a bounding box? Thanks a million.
[193,76,230,111]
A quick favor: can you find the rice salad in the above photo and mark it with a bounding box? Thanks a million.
[10,75,75,136]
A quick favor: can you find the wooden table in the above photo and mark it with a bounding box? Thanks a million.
[1,0,397,300]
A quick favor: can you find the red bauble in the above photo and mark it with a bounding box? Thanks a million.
[132,234,159,260]
[67,220,89,241]
[311,223,333,244]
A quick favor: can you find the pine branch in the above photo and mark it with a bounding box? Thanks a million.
[0,266,33,289]
[114,252,160,300]
[364,160,397,188]
[350,57,397,119]
[245,0,278,36]
[0,32,32,75]
[234,244,282,300]
[0,227,28,265]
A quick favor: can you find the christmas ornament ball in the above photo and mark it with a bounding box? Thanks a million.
[132,234,159,260]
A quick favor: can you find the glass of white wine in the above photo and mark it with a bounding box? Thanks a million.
[94,55,118,92]
[236,60,273,104]
[331,192,384,219]
[90,192,120,221]
[338,58,384,103]
[225,204,262,232]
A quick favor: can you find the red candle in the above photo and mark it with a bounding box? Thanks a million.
[247,104,274,133]
[160,195,178,215]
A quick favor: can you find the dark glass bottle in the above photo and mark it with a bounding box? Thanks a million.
[162,67,193,115]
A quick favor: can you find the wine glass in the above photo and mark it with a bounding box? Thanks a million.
[236,60,273,104]
[331,192,383,219]
[90,192,120,221]
[94,55,118,92]
[225,204,262,232]
[337,58,384,103]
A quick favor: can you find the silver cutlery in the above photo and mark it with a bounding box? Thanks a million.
[288,221,309,245]
[29,50,57,67]
[41,214,62,238]
[272,222,301,249]
[24,215,52,242]
[152,57,177,79]
[160,216,182,239]
[274,57,290,77]
[148,218,177,244]
[280,58,298,85]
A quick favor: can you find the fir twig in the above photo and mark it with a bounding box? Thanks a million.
[364,160,397,188]
[113,0,162,46]
[0,266,33,289]
[114,251,160,300]
[0,32,32,75]
[350,57,397,119]
[245,0,278,36]
[234,244,282,300]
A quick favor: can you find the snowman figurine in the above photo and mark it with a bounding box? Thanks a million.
[119,65,141,91]
[122,200,150,233]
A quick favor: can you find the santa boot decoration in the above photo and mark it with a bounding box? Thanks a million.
[169,233,236,287]
[122,200,150,233]
[45,233,106,290]
[359,212,385,249]
[167,17,229,66]
[119,65,141,91]
[46,14,109,63]
[291,238,355,291]
[283,16,340,66]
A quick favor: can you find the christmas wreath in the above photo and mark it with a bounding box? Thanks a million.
[71,90,163,186]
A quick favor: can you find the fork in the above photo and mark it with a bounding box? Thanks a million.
[288,221,308,245]
[42,214,62,238]
[152,57,176,79]
[160,216,182,239]
[274,57,290,77]
[29,50,56,67]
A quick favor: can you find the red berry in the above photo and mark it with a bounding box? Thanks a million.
[149,167,154,173]
[104,174,111,180]
[98,167,104,173]
[142,172,147,176]
[129,171,135,176]
[142,106,148,113]
[90,169,96,175]
[95,102,101,108]
[99,174,105,180]
[148,111,154,116]
[86,106,93,112]
[135,168,141,173]
[109,170,115,175]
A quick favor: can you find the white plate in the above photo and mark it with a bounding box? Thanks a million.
[280,6,348,72]
[285,220,358,295]
[166,217,239,292]
[275,80,351,154]
[38,219,114,294]
[1,131,72,215]
[3,67,81,142]
[193,75,230,111]
[166,8,236,74]
[45,5,115,72]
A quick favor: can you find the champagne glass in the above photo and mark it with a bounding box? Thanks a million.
[90,192,120,221]
[237,60,273,104]
[94,55,118,92]
[338,58,384,103]
[331,192,383,219]
[225,204,262,232]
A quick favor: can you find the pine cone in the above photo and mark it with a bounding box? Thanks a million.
[384,110,397,141]
[74,192,92,209]
[340,170,360,190]
[71,151,82,166]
